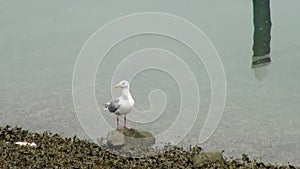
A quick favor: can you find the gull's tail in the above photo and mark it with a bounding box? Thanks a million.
[102,101,119,113]
[102,102,110,111]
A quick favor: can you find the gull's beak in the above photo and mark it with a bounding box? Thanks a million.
[114,84,120,88]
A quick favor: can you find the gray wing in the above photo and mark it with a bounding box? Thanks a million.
[103,98,120,113]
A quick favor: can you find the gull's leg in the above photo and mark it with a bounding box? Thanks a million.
[124,115,127,128]
[117,115,120,129]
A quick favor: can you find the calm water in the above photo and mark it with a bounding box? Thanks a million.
[1,0,300,165]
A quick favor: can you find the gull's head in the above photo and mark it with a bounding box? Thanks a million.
[114,80,129,89]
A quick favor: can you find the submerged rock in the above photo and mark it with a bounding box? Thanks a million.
[107,128,155,149]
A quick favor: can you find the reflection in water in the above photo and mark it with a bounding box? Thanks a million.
[252,54,271,81]
[252,64,269,81]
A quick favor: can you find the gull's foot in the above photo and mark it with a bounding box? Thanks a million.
[117,125,129,129]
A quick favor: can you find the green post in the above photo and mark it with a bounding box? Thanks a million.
[252,0,272,68]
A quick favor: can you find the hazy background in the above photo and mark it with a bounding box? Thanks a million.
[1,0,299,165]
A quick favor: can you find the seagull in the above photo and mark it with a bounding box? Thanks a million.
[103,80,134,129]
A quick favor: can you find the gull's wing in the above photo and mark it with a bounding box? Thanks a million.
[103,98,120,113]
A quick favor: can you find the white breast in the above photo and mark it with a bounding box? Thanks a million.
[117,94,134,115]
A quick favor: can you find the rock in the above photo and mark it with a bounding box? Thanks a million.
[107,130,125,147]
[106,128,155,149]
[192,152,224,168]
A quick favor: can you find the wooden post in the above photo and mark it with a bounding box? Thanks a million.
[252,0,272,68]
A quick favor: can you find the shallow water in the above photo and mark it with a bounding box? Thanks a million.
[1,0,300,165]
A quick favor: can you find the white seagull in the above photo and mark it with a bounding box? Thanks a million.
[103,80,134,129]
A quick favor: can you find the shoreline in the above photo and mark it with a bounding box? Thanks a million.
[0,125,298,168]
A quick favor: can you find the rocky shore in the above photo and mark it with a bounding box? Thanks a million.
[0,125,298,168]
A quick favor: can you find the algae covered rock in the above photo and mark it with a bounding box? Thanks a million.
[0,126,298,168]
[107,128,155,148]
